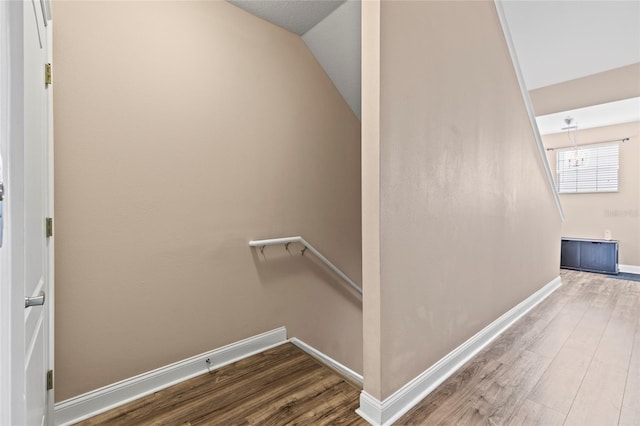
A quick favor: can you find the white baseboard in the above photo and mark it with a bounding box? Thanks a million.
[619,264,640,274]
[289,337,363,385]
[54,327,287,426]
[356,276,562,426]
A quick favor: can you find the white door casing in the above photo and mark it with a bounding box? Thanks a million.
[0,1,53,425]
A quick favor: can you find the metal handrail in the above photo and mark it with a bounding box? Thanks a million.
[249,236,362,295]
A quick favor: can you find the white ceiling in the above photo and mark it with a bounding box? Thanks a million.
[302,0,360,118]
[536,97,640,135]
[227,0,640,127]
[500,0,640,90]
[228,0,360,117]
[228,0,345,35]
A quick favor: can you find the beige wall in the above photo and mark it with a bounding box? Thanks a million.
[530,63,640,116]
[53,1,362,401]
[531,59,640,267]
[544,122,640,267]
[361,0,383,400]
[362,0,562,400]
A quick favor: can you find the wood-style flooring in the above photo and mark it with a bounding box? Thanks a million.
[78,270,640,425]
[397,270,640,425]
[76,343,366,426]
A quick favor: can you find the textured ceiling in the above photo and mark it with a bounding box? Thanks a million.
[228,0,345,35]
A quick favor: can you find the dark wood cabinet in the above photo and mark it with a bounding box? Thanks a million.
[560,238,618,274]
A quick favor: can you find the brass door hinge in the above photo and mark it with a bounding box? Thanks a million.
[45,63,52,87]
[45,217,53,238]
[46,370,53,391]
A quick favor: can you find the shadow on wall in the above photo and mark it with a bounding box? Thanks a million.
[250,244,362,307]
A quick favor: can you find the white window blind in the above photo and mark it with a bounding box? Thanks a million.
[556,144,619,193]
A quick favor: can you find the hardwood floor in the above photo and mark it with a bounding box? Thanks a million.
[397,270,640,425]
[78,270,639,425]
[76,343,367,426]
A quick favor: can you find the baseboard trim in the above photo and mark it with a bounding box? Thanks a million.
[356,276,562,426]
[289,337,363,385]
[53,327,287,426]
[619,264,640,274]
[357,391,385,425]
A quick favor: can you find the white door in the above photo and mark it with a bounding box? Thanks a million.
[0,1,53,425]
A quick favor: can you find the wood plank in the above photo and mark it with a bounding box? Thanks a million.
[190,361,335,424]
[398,271,601,424]
[398,271,638,425]
[563,359,627,426]
[505,398,565,426]
[470,350,553,425]
[526,279,602,357]
[619,288,640,426]
[79,343,306,425]
[397,279,578,423]
[564,284,639,425]
[77,343,364,426]
[132,356,321,424]
[528,280,621,415]
[243,375,357,425]
[430,349,553,425]
[80,271,640,426]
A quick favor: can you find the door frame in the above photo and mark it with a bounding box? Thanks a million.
[0,1,54,424]
[0,2,27,423]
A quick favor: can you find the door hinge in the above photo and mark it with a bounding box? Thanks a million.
[46,370,53,391]
[45,217,53,238]
[45,63,52,87]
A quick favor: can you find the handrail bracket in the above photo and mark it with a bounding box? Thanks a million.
[249,236,362,296]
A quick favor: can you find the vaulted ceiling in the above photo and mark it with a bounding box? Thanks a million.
[228,0,360,118]
[228,0,640,128]
[227,0,344,35]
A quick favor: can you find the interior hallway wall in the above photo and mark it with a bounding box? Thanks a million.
[362,0,563,400]
[531,62,640,269]
[53,0,361,401]
[529,63,640,116]
[544,121,640,267]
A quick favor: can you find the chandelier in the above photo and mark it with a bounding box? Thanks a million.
[563,117,584,168]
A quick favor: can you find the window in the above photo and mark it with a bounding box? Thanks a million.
[556,144,619,193]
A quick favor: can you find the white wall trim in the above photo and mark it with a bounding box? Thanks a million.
[357,391,385,425]
[619,264,640,275]
[289,337,363,385]
[356,276,562,426]
[53,327,287,426]
[494,0,565,222]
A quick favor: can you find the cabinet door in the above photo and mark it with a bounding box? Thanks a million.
[561,240,581,269]
[580,242,617,273]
